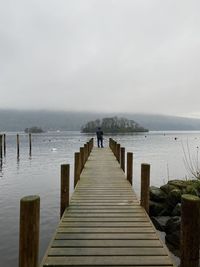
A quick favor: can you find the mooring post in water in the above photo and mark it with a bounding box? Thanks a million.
[74,152,80,188]
[120,147,125,172]
[127,152,133,185]
[60,164,70,218]
[0,134,2,159]
[3,134,6,156]
[140,163,150,214]
[19,195,40,267]
[180,194,200,267]
[117,143,121,163]
[17,134,20,158]
[29,133,32,156]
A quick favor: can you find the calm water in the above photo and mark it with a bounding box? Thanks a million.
[1,130,200,266]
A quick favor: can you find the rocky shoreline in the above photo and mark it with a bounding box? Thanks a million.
[149,179,200,250]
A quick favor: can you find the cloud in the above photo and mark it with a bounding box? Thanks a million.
[0,0,200,116]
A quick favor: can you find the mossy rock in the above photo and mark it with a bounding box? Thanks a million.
[160,183,177,194]
[168,189,182,207]
[168,179,187,189]
[149,200,166,216]
[172,203,181,216]
[165,216,180,249]
[185,185,199,196]
[165,231,180,249]
[150,186,167,202]
[151,216,170,232]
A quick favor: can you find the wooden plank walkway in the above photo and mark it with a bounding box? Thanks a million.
[41,147,176,267]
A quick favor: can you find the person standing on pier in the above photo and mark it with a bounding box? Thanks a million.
[96,127,104,148]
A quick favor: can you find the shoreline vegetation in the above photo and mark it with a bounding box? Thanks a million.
[81,116,148,133]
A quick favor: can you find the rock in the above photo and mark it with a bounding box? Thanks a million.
[168,189,182,207]
[168,179,187,190]
[160,183,177,194]
[150,186,167,202]
[165,216,181,248]
[172,203,181,216]
[149,200,166,216]
[185,185,199,196]
[165,216,181,234]
[151,216,170,231]
[165,231,180,248]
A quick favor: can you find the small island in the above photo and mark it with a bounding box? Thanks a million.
[24,126,44,133]
[81,116,148,133]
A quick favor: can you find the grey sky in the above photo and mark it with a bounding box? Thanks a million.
[0,0,200,117]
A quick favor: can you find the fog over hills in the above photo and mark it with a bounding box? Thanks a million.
[1,109,200,132]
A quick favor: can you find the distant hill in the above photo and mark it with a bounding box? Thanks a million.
[1,109,200,131]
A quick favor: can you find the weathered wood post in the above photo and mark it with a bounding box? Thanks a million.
[80,147,84,172]
[29,133,32,156]
[19,195,40,267]
[60,164,70,218]
[120,147,125,172]
[0,134,2,159]
[117,143,121,163]
[3,133,6,156]
[74,152,80,188]
[84,143,88,163]
[140,163,150,214]
[87,142,90,157]
[113,141,117,157]
[127,152,133,185]
[180,194,200,267]
[17,134,20,158]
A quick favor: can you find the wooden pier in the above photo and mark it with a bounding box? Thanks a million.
[40,145,175,267]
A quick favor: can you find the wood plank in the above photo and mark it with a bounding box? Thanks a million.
[55,233,158,240]
[48,247,167,256]
[60,222,150,227]
[52,239,163,247]
[57,227,154,233]
[43,255,173,265]
[62,217,148,222]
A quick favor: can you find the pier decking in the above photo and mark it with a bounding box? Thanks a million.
[40,147,175,267]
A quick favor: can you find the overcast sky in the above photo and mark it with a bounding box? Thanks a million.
[0,0,200,117]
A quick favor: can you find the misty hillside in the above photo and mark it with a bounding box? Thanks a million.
[1,109,200,131]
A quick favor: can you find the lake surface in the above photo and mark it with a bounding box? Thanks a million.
[1,130,200,266]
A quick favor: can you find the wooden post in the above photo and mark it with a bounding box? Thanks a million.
[29,133,32,156]
[120,147,125,172]
[84,144,88,163]
[60,164,70,218]
[80,147,84,172]
[87,142,90,157]
[117,144,121,163]
[0,134,2,159]
[127,152,133,185]
[114,141,117,157]
[3,134,6,156]
[74,152,80,188]
[180,194,200,267]
[17,134,20,158]
[140,163,150,214]
[19,195,40,267]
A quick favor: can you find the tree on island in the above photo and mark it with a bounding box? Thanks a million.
[81,117,148,133]
[24,126,44,133]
